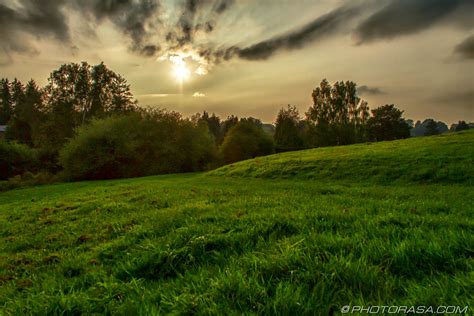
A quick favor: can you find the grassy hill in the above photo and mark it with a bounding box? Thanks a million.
[0,132,473,314]
[210,130,474,184]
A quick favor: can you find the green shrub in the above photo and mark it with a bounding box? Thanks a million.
[0,171,58,191]
[59,112,216,181]
[0,141,38,180]
[220,120,274,164]
[35,146,62,173]
[176,120,218,171]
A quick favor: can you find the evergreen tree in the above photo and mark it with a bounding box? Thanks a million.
[0,79,12,125]
[6,79,44,145]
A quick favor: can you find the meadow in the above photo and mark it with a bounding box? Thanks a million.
[0,131,473,315]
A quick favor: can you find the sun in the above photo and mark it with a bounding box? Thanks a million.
[173,63,190,82]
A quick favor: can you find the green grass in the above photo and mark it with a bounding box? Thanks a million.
[209,130,474,184]
[0,131,473,315]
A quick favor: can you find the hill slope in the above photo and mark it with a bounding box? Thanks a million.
[209,131,474,184]
[0,132,473,314]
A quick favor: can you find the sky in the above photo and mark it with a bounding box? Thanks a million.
[0,0,473,124]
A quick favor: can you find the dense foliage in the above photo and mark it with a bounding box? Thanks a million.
[0,141,37,180]
[367,104,411,141]
[411,119,449,137]
[1,63,136,152]
[0,64,470,183]
[219,118,274,164]
[305,80,369,146]
[60,112,216,180]
[274,105,305,151]
[453,120,470,132]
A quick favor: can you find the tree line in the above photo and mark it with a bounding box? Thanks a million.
[0,62,471,185]
[273,80,410,152]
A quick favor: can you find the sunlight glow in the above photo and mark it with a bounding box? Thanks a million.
[173,63,190,82]
[161,50,210,79]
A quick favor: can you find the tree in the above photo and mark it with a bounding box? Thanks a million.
[405,119,414,129]
[196,111,222,144]
[177,119,217,171]
[367,104,410,141]
[46,62,136,124]
[37,62,137,151]
[219,119,274,164]
[89,62,136,117]
[412,119,447,137]
[0,79,12,125]
[455,121,470,132]
[6,80,44,145]
[0,141,38,180]
[306,79,369,146]
[436,121,449,134]
[221,115,239,140]
[274,105,304,151]
[5,79,27,143]
[424,119,440,136]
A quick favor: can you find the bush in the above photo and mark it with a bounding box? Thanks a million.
[0,171,58,191]
[35,146,62,173]
[0,141,38,180]
[220,120,274,164]
[175,120,218,171]
[59,112,216,181]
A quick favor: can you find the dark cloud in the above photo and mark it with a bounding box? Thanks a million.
[0,0,69,55]
[358,85,386,96]
[204,22,214,33]
[354,0,473,44]
[140,44,161,57]
[453,35,474,60]
[166,0,234,49]
[237,4,362,60]
[22,1,70,41]
[214,0,234,14]
[0,1,375,66]
[77,0,161,56]
[0,0,161,58]
[76,0,234,57]
[2,0,472,69]
[205,3,363,62]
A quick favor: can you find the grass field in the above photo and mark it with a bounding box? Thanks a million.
[1,131,473,315]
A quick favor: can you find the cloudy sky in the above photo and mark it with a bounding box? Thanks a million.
[0,0,473,123]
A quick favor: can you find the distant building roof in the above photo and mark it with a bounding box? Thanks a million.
[0,125,7,132]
